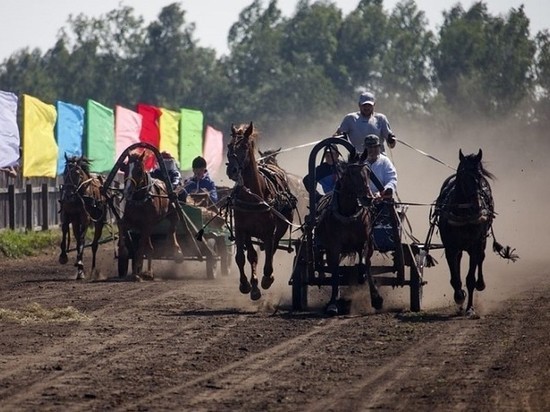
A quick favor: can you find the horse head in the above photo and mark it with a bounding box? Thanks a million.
[62,154,91,201]
[226,122,256,182]
[124,151,149,200]
[336,161,372,200]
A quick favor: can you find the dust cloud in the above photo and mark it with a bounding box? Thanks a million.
[236,113,550,315]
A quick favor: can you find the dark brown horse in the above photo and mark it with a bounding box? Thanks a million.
[226,123,297,300]
[59,155,107,279]
[316,159,380,316]
[118,151,182,280]
[435,149,513,317]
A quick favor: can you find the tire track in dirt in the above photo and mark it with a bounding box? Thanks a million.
[121,317,353,410]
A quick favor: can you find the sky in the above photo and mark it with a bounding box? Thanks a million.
[0,0,549,62]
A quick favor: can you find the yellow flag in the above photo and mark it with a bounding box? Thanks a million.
[159,108,181,163]
[23,94,58,177]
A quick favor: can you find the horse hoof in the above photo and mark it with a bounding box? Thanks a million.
[466,308,479,319]
[76,272,85,280]
[250,286,261,301]
[261,275,274,290]
[326,303,339,316]
[174,251,184,264]
[372,296,384,311]
[59,255,68,265]
[239,282,252,294]
[454,289,466,305]
[476,280,486,291]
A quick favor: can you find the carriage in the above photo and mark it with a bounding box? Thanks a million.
[289,137,429,312]
[102,142,232,279]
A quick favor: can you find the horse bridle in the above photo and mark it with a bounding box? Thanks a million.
[62,162,93,201]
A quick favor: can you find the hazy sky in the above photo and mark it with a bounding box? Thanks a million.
[1,0,548,61]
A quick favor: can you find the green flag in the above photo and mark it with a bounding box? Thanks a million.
[86,99,115,173]
[179,108,203,170]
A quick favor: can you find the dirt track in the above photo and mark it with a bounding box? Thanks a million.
[0,242,548,412]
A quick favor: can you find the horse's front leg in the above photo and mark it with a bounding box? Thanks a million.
[465,245,485,318]
[363,248,383,311]
[169,214,183,263]
[74,219,87,280]
[246,238,261,301]
[326,252,340,316]
[446,248,465,308]
[59,214,69,265]
[235,232,251,294]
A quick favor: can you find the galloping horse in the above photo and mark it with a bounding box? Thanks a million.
[59,155,107,279]
[316,158,381,316]
[435,149,502,317]
[119,151,182,280]
[226,123,297,300]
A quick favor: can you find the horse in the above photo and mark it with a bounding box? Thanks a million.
[315,158,381,316]
[58,155,107,280]
[226,122,297,300]
[118,151,182,280]
[435,149,517,317]
[258,147,309,222]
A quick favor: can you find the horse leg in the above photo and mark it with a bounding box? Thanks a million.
[117,220,129,278]
[90,219,104,276]
[169,215,183,263]
[59,215,69,265]
[260,238,275,290]
[366,264,383,310]
[326,252,340,316]
[74,220,86,280]
[246,238,261,301]
[236,233,251,294]
[446,249,465,308]
[475,242,487,292]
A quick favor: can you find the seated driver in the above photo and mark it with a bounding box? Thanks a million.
[360,134,397,200]
[183,156,218,204]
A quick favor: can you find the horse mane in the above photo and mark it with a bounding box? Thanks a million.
[66,156,91,175]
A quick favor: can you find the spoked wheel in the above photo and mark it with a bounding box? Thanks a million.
[291,241,308,311]
[410,250,426,312]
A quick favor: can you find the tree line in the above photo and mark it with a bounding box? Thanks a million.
[1,0,548,142]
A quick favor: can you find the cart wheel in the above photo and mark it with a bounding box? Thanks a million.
[206,238,218,280]
[410,252,425,312]
[291,243,308,311]
[216,237,231,277]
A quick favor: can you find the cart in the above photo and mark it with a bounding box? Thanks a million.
[101,142,233,279]
[289,137,428,312]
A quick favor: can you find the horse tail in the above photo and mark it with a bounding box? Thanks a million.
[491,226,519,262]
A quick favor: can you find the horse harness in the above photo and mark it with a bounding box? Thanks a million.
[61,164,105,222]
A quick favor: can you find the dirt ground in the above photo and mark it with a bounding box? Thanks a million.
[1,121,549,411]
[0,237,548,412]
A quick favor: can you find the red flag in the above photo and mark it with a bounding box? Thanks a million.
[137,103,161,169]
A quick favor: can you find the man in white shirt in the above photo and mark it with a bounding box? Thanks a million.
[361,134,397,199]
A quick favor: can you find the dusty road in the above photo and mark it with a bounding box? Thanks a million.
[0,242,548,412]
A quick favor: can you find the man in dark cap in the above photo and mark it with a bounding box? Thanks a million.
[335,91,397,154]
[183,156,218,203]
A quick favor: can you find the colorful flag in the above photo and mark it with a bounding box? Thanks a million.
[22,94,58,178]
[179,108,203,170]
[0,91,20,168]
[56,101,84,175]
[115,105,142,161]
[159,108,181,163]
[203,125,223,179]
[86,99,115,173]
[137,103,162,169]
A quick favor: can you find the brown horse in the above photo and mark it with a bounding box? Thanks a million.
[59,155,107,279]
[258,147,309,223]
[316,159,381,316]
[226,123,297,300]
[118,151,182,280]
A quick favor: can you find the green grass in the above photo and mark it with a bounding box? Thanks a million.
[0,229,61,258]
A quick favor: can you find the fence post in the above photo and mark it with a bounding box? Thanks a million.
[26,183,32,231]
[8,184,15,230]
[41,183,49,231]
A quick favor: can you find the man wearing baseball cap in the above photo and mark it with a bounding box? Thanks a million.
[360,134,397,199]
[335,91,397,153]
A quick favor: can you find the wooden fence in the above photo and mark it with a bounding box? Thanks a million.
[0,171,61,231]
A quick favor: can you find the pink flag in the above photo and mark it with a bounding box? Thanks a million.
[115,105,142,160]
[203,125,223,179]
